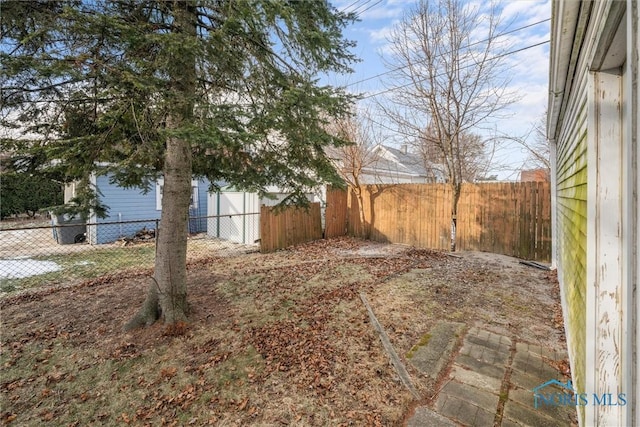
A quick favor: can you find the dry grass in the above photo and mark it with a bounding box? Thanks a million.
[0,238,567,426]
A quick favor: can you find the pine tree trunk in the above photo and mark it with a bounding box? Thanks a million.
[124,132,193,330]
[124,1,196,330]
[156,132,192,324]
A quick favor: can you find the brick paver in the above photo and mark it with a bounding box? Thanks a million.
[407,326,575,426]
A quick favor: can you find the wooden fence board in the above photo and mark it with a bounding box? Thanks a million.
[325,186,348,238]
[260,202,322,253]
[336,182,550,261]
[262,183,551,260]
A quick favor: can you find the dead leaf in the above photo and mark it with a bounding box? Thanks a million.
[160,366,178,379]
[46,371,65,384]
[3,413,17,423]
[163,321,189,337]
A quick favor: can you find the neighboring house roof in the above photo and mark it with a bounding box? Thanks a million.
[327,144,445,184]
[370,144,425,177]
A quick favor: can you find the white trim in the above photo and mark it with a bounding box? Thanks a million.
[191,182,199,210]
[155,180,162,211]
[155,178,199,211]
[585,5,632,425]
[588,2,627,72]
[88,173,98,245]
[547,0,583,141]
[627,3,639,423]
[585,73,597,427]
[620,52,635,427]
[587,69,625,427]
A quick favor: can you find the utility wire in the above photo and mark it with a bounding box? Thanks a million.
[341,0,370,13]
[360,39,550,100]
[353,0,384,16]
[344,18,550,89]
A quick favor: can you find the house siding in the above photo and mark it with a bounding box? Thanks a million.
[554,53,588,416]
[90,174,160,244]
[90,174,209,244]
[550,2,640,425]
[96,175,160,221]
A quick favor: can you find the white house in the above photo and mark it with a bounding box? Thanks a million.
[548,1,639,425]
[326,143,445,185]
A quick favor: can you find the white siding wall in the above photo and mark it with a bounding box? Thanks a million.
[551,1,639,425]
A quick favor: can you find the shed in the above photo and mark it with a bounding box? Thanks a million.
[207,188,260,245]
[207,186,316,245]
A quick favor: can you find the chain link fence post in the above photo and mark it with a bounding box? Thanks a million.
[155,218,159,258]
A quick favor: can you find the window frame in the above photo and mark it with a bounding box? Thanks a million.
[155,179,199,210]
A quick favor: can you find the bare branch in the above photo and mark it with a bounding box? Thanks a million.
[380,0,518,250]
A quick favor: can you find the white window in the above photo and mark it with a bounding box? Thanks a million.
[156,179,199,210]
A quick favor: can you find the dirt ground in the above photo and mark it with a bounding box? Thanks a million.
[0,237,568,426]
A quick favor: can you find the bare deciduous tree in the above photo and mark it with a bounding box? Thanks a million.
[518,111,551,171]
[494,111,550,180]
[416,123,490,183]
[382,0,518,250]
[326,108,380,238]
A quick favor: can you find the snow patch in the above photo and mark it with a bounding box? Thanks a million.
[0,259,61,279]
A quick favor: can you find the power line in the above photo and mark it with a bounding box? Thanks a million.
[342,0,363,11]
[341,0,386,20]
[360,39,550,100]
[353,0,384,16]
[344,18,550,89]
[341,0,372,14]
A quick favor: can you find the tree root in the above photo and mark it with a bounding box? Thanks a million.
[123,278,161,331]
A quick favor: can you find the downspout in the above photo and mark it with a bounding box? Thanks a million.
[549,139,558,270]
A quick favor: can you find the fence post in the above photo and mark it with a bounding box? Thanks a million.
[155,219,159,255]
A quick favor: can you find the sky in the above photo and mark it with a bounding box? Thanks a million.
[328,0,552,180]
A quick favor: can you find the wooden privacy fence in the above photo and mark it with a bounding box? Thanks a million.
[260,202,322,253]
[324,186,348,238]
[329,182,551,261]
[456,182,551,260]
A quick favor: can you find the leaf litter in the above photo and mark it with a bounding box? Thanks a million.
[0,237,568,426]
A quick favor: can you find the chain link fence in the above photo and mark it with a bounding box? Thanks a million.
[0,213,259,294]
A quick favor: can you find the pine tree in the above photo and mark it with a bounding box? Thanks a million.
[1,0,356,328]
